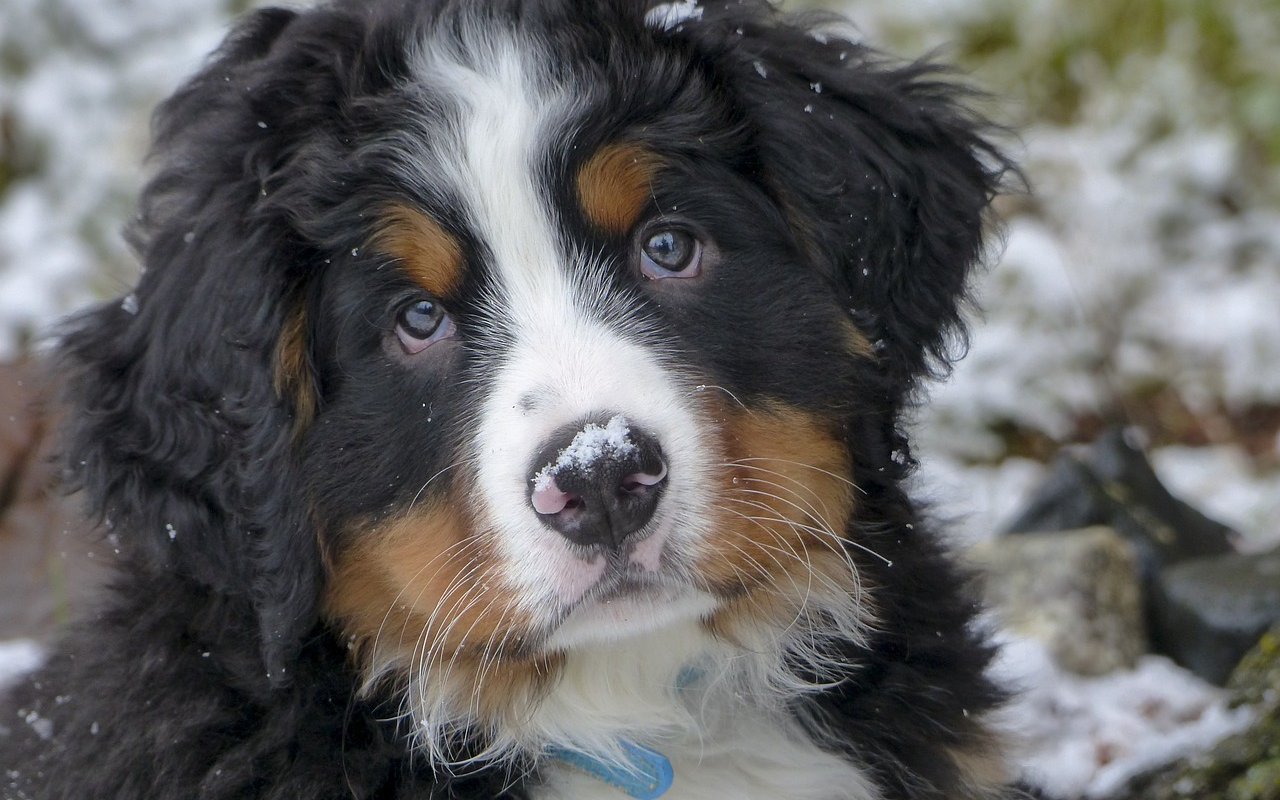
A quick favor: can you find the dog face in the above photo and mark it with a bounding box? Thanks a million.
[60,0,1006,758]
[310,19,879,658]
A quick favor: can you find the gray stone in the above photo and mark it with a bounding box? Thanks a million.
[1150,547,1280,686]
[968,526,1147,675]
[1004,428,1236,581]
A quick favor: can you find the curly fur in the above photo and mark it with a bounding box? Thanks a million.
[1,1,1017,798]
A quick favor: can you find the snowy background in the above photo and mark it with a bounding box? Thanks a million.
[1,0,1277,796]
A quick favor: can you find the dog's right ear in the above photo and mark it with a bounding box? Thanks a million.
[57,5,371,685]
[663,1,1014,399]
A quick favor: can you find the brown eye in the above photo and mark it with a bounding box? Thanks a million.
[640,228,702,279]
[394,298,455,354]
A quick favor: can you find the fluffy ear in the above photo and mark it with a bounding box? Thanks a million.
[671,1,1013,397]
[58,6,366,685]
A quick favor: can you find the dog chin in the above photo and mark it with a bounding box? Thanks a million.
[544,584,718,651]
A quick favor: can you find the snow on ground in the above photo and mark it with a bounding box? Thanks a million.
[1,0,1277,796]
[0,641,42,691]
[1152,445,1280,553]
[996,633,1255,798]
[0,0,231,357]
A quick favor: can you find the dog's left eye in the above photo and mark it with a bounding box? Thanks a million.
[639,228,702,280]
[395,298,455,354]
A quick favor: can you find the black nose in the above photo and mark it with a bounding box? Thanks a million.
[528,415,667,550]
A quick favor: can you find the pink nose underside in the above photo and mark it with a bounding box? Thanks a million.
[531,463,668,516]
[531,477,575,515]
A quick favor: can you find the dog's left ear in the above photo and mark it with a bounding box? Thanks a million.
[664,1,1013,397]
[58,6,372,686]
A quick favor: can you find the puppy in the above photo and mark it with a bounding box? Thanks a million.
[0,1,1014,798]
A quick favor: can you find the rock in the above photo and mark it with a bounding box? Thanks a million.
[1229,624,1280,708]
[1002,428,1252,679]
[1150,548,1280,686]
[968,526,1147,675]
[0,359,108,641]
[1004,427,1236,581]
[1118,626,1280,800]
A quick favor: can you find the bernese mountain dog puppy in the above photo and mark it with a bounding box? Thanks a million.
[0,1,1015,798]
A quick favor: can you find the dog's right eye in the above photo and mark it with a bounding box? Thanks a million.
[395,298,455,354]
[640,227,702,280]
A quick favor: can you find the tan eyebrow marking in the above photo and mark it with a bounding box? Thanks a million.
[274,303,316,435]
[372,204,465,298]
[576,142,663,234]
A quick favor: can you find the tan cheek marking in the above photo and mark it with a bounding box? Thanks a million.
[697,403,859,629]
[274,305,316,432]
[323,498,558,718]
[576,143,662,234]
[373,204,464,298]
[325,500,518,662]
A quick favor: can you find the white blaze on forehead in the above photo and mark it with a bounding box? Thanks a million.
[407,25,713,622]
[411,29,576,326]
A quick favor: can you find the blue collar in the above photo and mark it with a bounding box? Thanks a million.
[541,666,702,798]
[544,740,673,799]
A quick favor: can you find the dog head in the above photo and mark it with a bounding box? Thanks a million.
[60,0,1008,751]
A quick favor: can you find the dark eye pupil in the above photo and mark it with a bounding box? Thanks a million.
[399,299,442,339]
[644,230,693,269]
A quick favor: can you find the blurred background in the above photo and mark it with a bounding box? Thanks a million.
[840,0,1280,552]
[3,0,1278,541]
[1,1,1277,797]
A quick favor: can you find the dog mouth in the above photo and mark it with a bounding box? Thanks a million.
[540,564,713,649]
[584,567,672,604]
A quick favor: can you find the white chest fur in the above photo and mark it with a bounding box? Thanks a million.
[519,620,880,800]
[531,710,879,800]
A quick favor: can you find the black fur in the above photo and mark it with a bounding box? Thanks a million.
[2,1,1015,797]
